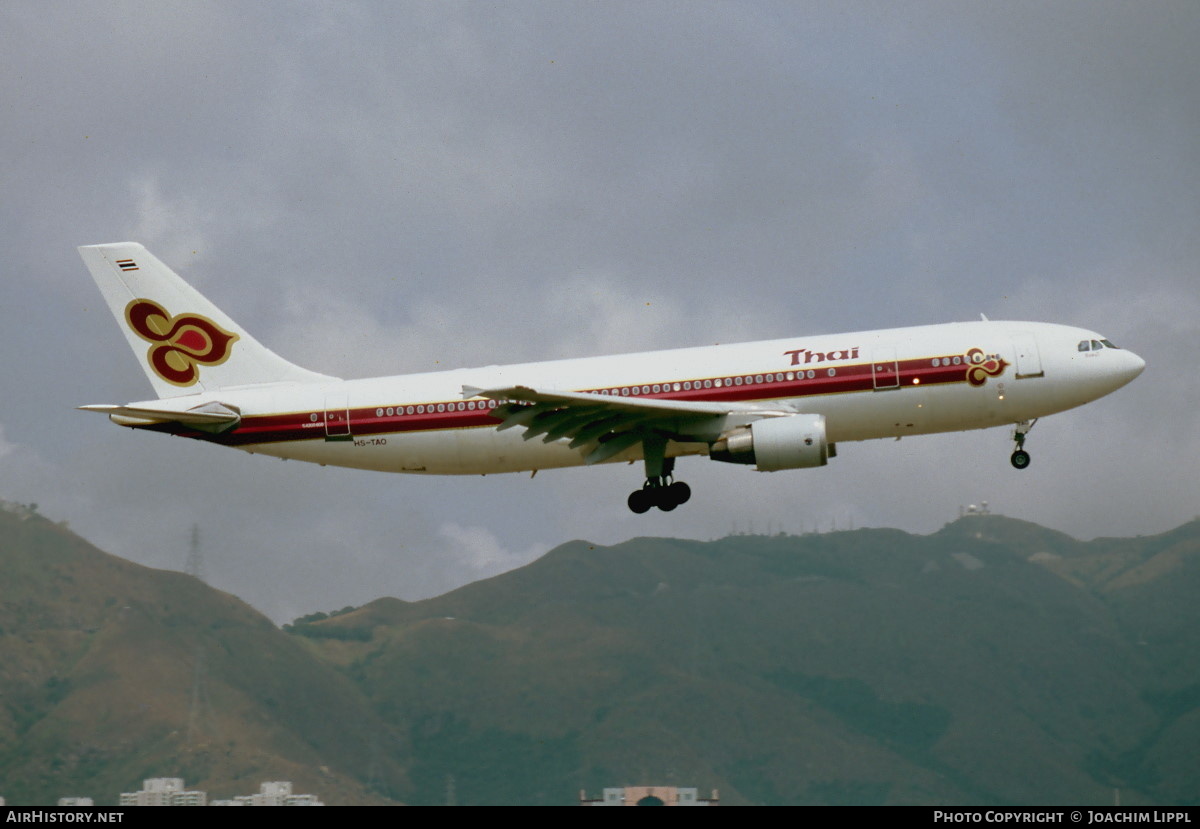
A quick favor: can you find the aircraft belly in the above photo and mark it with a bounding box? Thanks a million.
[242,424,711,475]
[811,380,1034,443]
[244,427,618,475]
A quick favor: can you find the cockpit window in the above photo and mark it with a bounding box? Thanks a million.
[1091,340,1103,351]
[1100,339,1119,349]
[1078,340,1091,352]
[1079,338,1122,352]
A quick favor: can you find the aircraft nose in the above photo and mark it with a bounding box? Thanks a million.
[1116,349,1146,386]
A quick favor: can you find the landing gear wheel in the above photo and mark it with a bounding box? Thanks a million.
[1009,419,1036,471]
[627,488,653,514]
[667,481,691,506]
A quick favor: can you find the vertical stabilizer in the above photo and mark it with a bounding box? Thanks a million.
[79,243,335,398]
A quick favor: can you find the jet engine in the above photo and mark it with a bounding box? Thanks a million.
[709,413,833,471]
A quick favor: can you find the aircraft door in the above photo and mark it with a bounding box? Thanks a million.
[872,347,899,390]
[1013,335,1044,379]
[324,393,352,441]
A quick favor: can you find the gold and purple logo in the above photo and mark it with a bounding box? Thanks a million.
[965,347,1008,386]
[124,298,239,387]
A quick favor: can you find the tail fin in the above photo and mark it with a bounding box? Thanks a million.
[79,242,335,398]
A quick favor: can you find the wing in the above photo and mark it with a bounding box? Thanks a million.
[465,384,795,464]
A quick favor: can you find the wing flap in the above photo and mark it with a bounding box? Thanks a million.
[584,430,647,465]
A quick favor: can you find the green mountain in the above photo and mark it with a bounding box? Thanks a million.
[4,497,1198,806]
[298,515,1199,806]
[0,501,407,806]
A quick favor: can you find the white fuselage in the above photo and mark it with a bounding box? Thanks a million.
[128,319,1144,476]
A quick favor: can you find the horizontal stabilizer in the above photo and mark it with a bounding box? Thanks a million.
[79,402,241,432]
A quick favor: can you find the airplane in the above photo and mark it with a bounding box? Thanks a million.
[78,242,1145,513]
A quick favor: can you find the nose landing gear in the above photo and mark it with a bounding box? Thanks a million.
[1010,419,1037,469]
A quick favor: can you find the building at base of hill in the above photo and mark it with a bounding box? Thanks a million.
[119,779,206,807]
[212,781,324,806]
[580,786,718,806]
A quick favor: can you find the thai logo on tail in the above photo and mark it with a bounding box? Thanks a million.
[965,347,1009,386]
[124,299,239,387]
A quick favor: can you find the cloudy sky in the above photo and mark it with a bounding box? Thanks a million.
[2,1,1196,622]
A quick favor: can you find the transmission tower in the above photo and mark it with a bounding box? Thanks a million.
[185,523,205,582]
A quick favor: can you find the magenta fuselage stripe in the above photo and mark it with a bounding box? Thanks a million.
[145,353,1000,446]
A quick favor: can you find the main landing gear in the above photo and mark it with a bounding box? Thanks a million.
[1010,419,1037,469]
[627,436,692,513]
[628,476,691,514]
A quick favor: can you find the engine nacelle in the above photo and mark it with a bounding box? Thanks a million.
[709,414,833,471]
